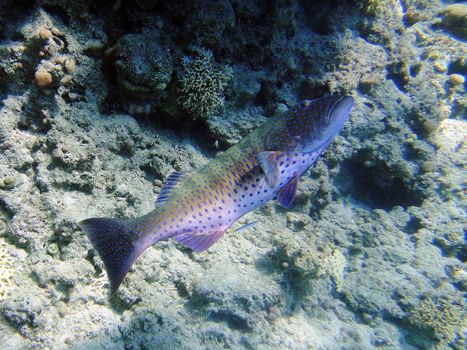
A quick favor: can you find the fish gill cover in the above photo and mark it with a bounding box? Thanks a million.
[0,1,465,349]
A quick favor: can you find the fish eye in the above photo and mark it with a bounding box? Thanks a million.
[300,100,312,108]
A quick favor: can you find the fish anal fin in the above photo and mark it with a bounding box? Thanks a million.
[257,151,282,187]
[156,170,193,206]
[277,174,299,208]
[174,229,226,252]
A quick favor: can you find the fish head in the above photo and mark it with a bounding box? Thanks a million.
[284,95,354,153]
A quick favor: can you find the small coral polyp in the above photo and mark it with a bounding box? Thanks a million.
[179,46,233,119]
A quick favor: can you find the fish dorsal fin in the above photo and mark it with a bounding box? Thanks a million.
[277,174,299,208]
[174,229,226,252]
[257,151,282,187]
[156,170,192,206]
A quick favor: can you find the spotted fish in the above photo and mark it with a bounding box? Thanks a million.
[79,95,354,295]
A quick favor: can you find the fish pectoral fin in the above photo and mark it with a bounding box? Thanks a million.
[174,229,226,253]
[156,170,194,206]
[257,151,282,187]
[277,174,299,208]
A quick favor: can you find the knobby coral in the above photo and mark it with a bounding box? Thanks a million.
[179,46,232,119]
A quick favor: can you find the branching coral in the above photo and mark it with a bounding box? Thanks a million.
[179,46,232,119]
[408,296,466,343]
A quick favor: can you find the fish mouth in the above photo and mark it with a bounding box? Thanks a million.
[317,95,354,150]
[329,96,354,126]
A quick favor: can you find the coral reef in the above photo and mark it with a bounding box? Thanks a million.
[179,46,233,119]
[0,0,464,349]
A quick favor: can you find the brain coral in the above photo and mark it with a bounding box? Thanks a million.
[113,33,173,98]
[178,46,233,119]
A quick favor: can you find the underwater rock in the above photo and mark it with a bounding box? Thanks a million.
[449,73,465,86]
[441,4,467,39]
[190,263,283,330]
[206,107,268,146]
[183,0,236,47]
[2,293,45,329]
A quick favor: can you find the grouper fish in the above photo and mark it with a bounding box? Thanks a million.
[79,95,354,295]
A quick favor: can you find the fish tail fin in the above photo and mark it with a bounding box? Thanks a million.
[79,217,150,296]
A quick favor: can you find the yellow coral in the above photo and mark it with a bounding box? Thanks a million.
[320,249,346,292]
[409,297,466,343]
[0,238,16,302]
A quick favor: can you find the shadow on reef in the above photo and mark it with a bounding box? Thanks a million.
[339,153,424,210]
